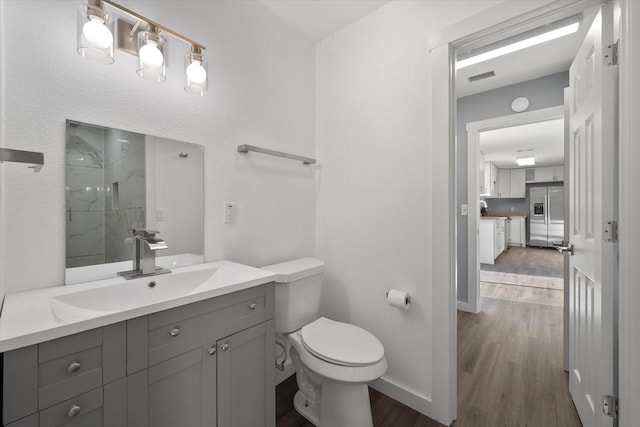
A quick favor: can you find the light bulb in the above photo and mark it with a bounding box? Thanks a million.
[186,60,207,84]
[82,17,113,49]
[139,41,164,68]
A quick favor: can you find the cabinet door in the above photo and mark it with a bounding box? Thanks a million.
[509,169,526,197]
[497,169,510,198]
[554,165,565,181]
[146,345,217,427]
[535,166,555,182]
[508,218,523,244]
[491,163,498,196]
[217,322,270,427]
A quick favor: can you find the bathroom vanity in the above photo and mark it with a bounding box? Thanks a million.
[1,261,276,427]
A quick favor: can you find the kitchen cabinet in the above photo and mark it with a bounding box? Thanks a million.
[497,169,510,198]
[525,165,565,183]
[510,169,526,197]
[3,285,275,427]
[507,217,526,247]
[482,161,498,197]
[479,218,506,264]
[495,169,526,198]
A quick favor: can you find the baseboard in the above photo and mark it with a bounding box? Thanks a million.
[370,376,440,422]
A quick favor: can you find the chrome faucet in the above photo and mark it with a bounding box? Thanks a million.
[118,229,170,279]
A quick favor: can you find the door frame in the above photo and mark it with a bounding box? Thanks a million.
[428,0,618,424]
[464,106,564,314]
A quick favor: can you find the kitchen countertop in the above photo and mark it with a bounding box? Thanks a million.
[481,213,527,219]
[0,260,277,353]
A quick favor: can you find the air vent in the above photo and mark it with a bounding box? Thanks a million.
[468,71,495,82]
[516,148,534,153]
[525,168,536,181]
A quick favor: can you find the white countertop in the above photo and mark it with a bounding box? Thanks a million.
[0,260,277,353]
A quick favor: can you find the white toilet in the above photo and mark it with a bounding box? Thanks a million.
[262,258,387,427]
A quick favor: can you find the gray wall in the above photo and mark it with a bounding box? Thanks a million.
[456,72,569,303]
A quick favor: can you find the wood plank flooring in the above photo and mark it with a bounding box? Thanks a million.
[276,288,580,427]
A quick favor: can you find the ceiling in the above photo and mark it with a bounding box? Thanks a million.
[479,118,565,169]
[259,0,390,41]
[456,7,599,98]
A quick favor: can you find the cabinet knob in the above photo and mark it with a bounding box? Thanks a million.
[67,361,81,374]
[170,328,180,337]
[249,303,257,311]
[220,343,230,352]
[208,347,216,356]
[67,404,81,418]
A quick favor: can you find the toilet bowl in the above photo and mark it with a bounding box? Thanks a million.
[262,258,387,427]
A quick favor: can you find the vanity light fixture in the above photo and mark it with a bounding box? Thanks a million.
[516,156,536,166]
[185,46,208,95]
[76,0,114,64]
[456,15,581,70]
[76,0,207,94]
[137,25,166,82]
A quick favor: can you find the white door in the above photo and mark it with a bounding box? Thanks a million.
[568,4,617,426]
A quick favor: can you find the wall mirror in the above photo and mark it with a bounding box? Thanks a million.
[65,120,204,284]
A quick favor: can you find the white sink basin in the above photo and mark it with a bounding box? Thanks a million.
[0,260,277,353]
[50,267,221,321]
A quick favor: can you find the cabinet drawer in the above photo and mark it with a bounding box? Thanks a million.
[38,346,103,410]
[39,387,103,427]
[148,295,266,355]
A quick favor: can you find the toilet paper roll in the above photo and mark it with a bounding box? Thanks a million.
[386,289,411,310]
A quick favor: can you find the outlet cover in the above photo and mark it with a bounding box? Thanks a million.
[224,202,236,224]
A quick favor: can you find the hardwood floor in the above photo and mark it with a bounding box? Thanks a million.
[276,289,581,427]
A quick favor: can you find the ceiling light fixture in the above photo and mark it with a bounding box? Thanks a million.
[456,15,581,70]
[516,156,536,166]
[77,0,207,95]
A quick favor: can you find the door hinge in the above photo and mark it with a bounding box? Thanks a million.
[603,395,619,418]
[605,40,619,66]
[603,221,618,243]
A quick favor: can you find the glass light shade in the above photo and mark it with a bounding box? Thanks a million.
[137,30,166,82]
[184,49,208,95]
[77,4,114,64]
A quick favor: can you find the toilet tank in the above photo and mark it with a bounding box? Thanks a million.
[261,258,324,334]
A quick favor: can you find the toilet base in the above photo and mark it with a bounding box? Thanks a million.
[294,390,320,426]
[319,379,373,427]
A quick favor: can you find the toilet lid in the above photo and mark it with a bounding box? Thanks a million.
[300,317,384,367]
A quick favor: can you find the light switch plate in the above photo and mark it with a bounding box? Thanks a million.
[461,204,468,216]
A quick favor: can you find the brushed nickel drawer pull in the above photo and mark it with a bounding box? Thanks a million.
[67,361,81,374]
[249,303,257,310]
[67,404,81,418]
[170,328,180,337]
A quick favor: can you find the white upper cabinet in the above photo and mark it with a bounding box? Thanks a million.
[534,166,555,182]
[524,165,565,183]
[510,169,526,197]
[497,169,511,198]
[494,168,526,198]
[482,161,498,197]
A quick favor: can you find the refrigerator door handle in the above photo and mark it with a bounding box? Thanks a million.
[545,194,549,225]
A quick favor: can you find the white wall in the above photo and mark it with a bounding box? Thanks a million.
[0,0,316,300]
[315,0,500,416]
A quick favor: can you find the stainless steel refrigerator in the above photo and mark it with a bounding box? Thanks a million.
[529,186,564,247]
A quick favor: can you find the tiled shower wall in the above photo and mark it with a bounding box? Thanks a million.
[65,124,145,267]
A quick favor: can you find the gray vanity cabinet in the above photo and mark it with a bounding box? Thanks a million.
[3,283,275,427]
[127,283,275,427]
[2,323,127,427]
